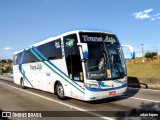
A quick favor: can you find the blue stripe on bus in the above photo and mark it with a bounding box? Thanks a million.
[86,83,127,92]
[19,49,33,87]
[32,46,85,90]
[31,46,48,61]
[20,68,33,88]
[19,49,25,64]
[32,46,69,78]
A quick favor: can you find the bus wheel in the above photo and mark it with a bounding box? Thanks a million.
[20,78,26,89]
[55,82,65,100]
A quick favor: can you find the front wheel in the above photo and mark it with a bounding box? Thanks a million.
[55,82,66,100]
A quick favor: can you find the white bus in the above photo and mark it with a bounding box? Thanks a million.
[13,30,135,101]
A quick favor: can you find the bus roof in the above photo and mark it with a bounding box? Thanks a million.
[13,30,114,55]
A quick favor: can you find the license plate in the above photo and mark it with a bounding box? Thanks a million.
[109,91,116,96]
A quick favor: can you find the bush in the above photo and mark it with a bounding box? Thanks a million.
[2,67,12,73]
[145,52,158,61]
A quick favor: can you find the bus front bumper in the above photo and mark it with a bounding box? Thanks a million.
[84,83,127,101]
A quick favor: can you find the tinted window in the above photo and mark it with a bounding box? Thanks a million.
[13,55,17,65]
[38,39,62,60]
[23,50,39,64]
[13,53,22,65]
[63,34,83,81]
[14,39,62,64]
[63,34,78,59]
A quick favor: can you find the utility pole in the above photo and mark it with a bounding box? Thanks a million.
[141,44,144,62]
[141,44,144,57]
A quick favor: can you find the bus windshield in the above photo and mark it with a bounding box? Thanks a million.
[79,32,126,80]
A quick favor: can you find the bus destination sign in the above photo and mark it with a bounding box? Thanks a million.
[81,35,116,44]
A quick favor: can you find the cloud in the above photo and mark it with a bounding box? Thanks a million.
[144,9,153,13]
[133,8,160,22]
[151,18,156,22]
[4,47,13,50]
[133,8,153,20]
[154,13,160,17]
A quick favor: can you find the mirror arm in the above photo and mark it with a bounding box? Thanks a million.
[122,45,135,60]
[77,43,89,59]
[81,58,87,62]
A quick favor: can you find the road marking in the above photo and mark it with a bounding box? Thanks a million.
[0,81,114,120]
[121,96,160,103]
[128,87,160,92]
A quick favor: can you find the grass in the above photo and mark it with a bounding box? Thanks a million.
[126,62,160,78]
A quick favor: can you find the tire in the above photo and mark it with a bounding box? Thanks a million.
[20,78,26,89]
[55,82,66,100]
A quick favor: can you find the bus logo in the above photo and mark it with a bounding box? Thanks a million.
[55,41,60,48]
[30,63,42,71]
[65,38,75,48]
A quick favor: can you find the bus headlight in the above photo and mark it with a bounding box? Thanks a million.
[85,83,100,89]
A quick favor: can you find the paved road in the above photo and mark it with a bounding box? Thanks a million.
[0,78,160,120]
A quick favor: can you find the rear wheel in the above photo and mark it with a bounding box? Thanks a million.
[20,78,26,89]
[55,82,66,100]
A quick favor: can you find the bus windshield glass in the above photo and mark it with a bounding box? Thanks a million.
[79,32,126,80]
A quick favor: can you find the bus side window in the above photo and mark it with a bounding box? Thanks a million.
[13,55,18,65]
[16,53,22,65]
[37,39,62,60]
[63,34,83,82]
[22,50,39,64]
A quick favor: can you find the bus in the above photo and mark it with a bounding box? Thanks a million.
[13,30,135,101]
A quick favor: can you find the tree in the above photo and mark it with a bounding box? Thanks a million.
[145,52,158,61]
[0,59,7,63]
[2,66,12,73]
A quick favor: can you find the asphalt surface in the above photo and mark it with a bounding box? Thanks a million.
[0,77,160,120]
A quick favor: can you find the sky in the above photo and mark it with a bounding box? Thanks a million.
[0,0,160,59]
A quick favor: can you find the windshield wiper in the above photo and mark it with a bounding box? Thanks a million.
[100,33,111,70]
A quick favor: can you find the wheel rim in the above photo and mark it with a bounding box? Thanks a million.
[57,84,64,98]
[21,79,25,88]
[22,80,24,87]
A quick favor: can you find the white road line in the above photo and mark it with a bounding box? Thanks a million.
[121,96,160,103]
[128,87,160,92]
[0,81,114,120]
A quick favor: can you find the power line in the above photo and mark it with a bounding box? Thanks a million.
[131,41,160,46]
[124,49,160,54]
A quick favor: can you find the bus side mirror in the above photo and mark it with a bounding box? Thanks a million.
[77,43,88,59]
[122,45,135,60]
